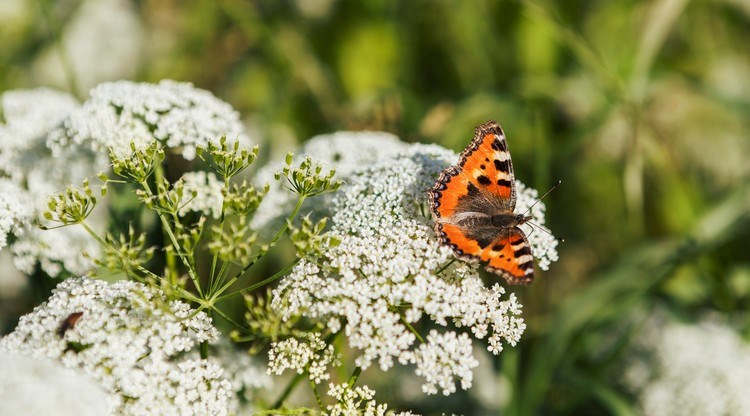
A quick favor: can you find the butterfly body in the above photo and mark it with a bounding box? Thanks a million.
[429,120,535,285]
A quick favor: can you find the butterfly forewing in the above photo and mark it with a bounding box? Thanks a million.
[455,120,517,211]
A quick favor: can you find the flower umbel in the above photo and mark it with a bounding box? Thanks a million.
[49,80,252,160]
[0,277,231,415]
[272,143,535,395]
[268,332,340,385]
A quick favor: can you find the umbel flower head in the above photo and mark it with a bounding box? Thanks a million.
[272,141,557,395]
[0,88,106,276]
[1,277,232,416]
[624,312,750,416]
[49,79,252,160]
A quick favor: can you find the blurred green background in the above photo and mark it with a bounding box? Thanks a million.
[1,0,749,414]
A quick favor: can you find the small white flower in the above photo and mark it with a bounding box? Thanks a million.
[49,80,252,160]
[179,171,224,219]
[0,351,113,416]
[0,277,231,415]
[10,225,102,276]
[267,332,340,384]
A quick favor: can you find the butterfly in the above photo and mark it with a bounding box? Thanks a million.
[429,120,535,285]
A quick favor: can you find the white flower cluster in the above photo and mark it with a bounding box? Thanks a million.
[49,80,252,160]
[273,143,544,395]
[404,330,479,396]
[0,88,106,276]
[326,383,419,416]
[624,314,750,416]
[267,332,339,384]
[0,277,232,416]
[0,179,32,249]
[179,171,225,219]
[251,131,408,231]
[0,351,112,416]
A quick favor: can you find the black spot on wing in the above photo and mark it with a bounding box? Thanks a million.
[494,159,510,172]
[477,175,492,186]
[515,246,532,257]
[497,179,512,187]
[491,138,507,151]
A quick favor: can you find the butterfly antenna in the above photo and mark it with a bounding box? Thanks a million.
[523,180,564,243]
[522,180,562,216]
[526,220,565,243]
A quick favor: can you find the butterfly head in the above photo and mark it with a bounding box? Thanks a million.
[490,213,532,228]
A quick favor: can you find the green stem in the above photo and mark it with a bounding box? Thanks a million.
[399,312,424,343]
[78,220,109,249]
[436,258,456,275]
[214,259,299,303]
[346,366,362,388]
[210,304,249,332]
[208,177,231,296]
[225,195,307,284]
[271,372,306,409]
[199,341,208,359]
[152,165,179,287]
[139,178,204,298]
[309,378,325,412]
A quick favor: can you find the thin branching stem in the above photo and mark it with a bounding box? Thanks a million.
[346,366,362,388]
[225,195,307,284]
[271,372,306,410]
[214,259,299,302]
[138,178,204,298]
[309,378,325,412]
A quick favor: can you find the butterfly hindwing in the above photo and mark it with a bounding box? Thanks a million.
[483,227,534,285]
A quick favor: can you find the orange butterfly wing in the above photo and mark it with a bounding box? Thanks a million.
[481,228,534,285]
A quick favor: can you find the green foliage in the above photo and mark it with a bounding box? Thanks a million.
[235,289,303,354]
[288,216,340,260]
[95,226,155,276]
